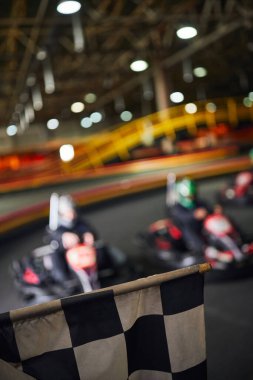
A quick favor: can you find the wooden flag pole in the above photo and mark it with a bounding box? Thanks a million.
[111,262,211,296]
[10,263,211,322]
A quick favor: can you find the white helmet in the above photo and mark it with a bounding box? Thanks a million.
[49,193,78,230]
[58,195,76,215]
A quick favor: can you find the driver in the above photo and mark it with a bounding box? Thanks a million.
[234,171,253,198]
[169,178,213,254]
[47,194,97,282]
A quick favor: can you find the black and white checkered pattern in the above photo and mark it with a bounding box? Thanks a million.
[0,272,206,380]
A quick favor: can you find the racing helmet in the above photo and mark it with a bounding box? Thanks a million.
[176,178,197,208]
[58,194,76,213]
[249,148,253,163]
[58,194,77,227]
[235,171,253,187]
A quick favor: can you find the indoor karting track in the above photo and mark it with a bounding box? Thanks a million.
[1,176,253,380]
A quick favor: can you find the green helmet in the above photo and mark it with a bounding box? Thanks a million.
[249,148,253,163]
[176,178,197,208]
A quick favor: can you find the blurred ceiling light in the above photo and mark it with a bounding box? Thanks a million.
[45,83,55,95]
[57,0,81,14]
[47,118,59,130]
[26,74,36,87]
[176,26,197,39]
[59,144,75,162]
[71,102,85,113]
[43,57,55,94]
[130,59,149,72]
[6,124,17,136]
[84,93,97,103]
[205,102,217,113]
[183,59,193,83]
[36,49,47,61]
[193,67,207,78]
[114,96,125,112]
[72,12,85,52]
[90,112,102,123]
[143,80,153,100]
[170,91,184,103]
[24,105,32,124]
[31,85,43,111]
[19,113,27,131]
[185,103,197,114]
[25,102,35,123]
[81,117,92,128]
[120,111,133,122]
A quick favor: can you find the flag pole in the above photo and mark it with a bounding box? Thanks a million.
[198,262,212,273]
[112,262,211,296]
[10,263,211,322]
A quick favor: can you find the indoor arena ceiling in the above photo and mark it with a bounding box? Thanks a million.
[1,0,253,131]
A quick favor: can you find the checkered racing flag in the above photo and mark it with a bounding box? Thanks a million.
[0,263,210,380]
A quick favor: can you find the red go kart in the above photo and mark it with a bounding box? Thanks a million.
[137,212,253,272]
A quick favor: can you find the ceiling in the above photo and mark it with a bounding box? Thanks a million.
[1,0,253,139]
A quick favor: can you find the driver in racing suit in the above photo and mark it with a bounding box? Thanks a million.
[169,178,216,254]
[47,194,97,282]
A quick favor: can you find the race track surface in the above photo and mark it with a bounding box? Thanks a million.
[1,176,253,380]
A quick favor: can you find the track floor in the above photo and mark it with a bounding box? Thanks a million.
[1,176,253,379]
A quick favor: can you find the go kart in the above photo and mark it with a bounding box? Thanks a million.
[11,239,135,305]
[136,219,202,270]
[137,212,253,272]
[217,171,253,206]
[203,213,253,270]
